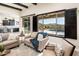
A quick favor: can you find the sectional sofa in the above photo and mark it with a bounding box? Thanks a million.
[0,33,19,49]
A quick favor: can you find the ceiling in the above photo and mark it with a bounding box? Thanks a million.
[0,3,37,11]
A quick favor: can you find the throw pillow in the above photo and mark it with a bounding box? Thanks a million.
[37,34,43,41]
[1,33,9,41]
[8,34,17,40]
[55,44,64,56]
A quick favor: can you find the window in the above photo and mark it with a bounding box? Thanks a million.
[38,19,44,31]
[57,14,65,37]
[22,16,30,33]
[38,12,65,37]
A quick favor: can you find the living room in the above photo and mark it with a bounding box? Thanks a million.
[0,3,79,56]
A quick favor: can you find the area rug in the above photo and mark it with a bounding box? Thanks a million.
[6,44,54,56]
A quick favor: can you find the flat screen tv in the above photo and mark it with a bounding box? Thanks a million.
[13,28,19,32]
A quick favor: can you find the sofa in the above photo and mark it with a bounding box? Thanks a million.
[0,33,19,49]
[24,32,49,52]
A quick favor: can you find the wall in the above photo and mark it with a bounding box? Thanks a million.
[21,3,79,48]
[0,5,21,32]
[0,5,20,16]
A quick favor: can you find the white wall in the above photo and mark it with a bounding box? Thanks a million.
[0,5,20,16]
[21,3,79,48]
[0,5,21,33]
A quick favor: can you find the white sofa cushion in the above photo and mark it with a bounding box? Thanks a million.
[30,32,37,38]
[46,43,57,50]
[1,33,9,41]
[8,33,18,40]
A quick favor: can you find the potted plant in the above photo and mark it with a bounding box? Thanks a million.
[0,44,5,55]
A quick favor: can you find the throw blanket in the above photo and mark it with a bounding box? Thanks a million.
[30,32,48,51]
[30,38,39,51]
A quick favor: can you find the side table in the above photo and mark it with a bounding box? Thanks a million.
[19,36,25,44]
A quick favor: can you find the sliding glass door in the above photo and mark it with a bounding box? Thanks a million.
[43,17,57,35]
[56,13,65,37]
[38,12,65,37]
[38,19,44,32]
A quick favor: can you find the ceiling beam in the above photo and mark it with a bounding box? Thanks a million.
[14,3,28,8]
[0,3,22,11]
[32,3,37,5]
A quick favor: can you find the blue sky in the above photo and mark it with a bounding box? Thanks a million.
[39,17,64,25]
